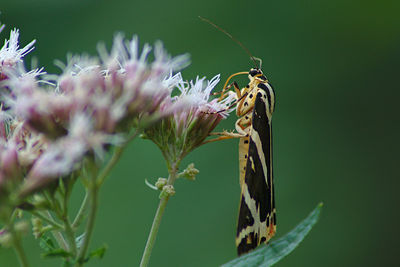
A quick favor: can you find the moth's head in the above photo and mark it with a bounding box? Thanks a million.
[249,68,267,81]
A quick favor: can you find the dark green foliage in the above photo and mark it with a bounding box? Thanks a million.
[222,203,322,267]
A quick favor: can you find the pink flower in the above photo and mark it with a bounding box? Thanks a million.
[143,73,235,163]
[0,33,192,195]
[0,28,35,72]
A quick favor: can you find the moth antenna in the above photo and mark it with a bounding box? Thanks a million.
[252,57,262,69]
[199,16,258,69]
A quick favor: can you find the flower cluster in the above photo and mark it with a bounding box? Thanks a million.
[0,24,235,200]
[144,73,235,165]
[0,27,35,80]
[0,17,241,267]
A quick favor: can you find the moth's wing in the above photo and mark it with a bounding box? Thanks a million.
[236,87,276,255]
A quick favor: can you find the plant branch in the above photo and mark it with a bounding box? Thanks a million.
[30,211,63,229]
[73,129,141,266]
[96,146,124,187]
[139,162,179,267]
[75,178,98,266]
[44,211,69,251]
[97,128,141,187]
[72,191,88,228]
[63,215,78,257]
[8,221,29,267]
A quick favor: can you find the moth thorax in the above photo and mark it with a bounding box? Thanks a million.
[248,68,267,82]
[249,68,263,77]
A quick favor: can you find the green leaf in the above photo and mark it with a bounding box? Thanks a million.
[89,244,108,259]
[41,248,72,258]
[39,235,55,252]
[61,260,73,267]
[221,203,323,267]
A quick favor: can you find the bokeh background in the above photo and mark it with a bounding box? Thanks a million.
[1,0,399,266]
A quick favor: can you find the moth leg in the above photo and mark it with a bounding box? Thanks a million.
[235,114,252,136]
[203,82,249,145]
[212,81,239,96]
[203,130,246,145]
[204,115,249,145]
[219,71,249,100]
[203,83,246,116]
[218,81,242,100]
[209,130,246,138]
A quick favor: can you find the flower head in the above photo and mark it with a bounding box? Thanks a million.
[1,33,191,195]
[143,73,235,165]
[0,28,35,73]
[4,34,190,137]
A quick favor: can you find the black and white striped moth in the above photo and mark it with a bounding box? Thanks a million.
[235,69,276,255]
[199,17,277,255]
[213,68,276,255]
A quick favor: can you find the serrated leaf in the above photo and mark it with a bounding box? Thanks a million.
[221,203,323,267]
[41,248,72,258]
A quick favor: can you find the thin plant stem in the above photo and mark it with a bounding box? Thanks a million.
[57,176,79,257]
[75,179,98,267]
[44,211,69,251]
[139,162,179,267]
[72,191,88,228]
[63,215,78,257]
[96,146,124,186]
[75,142,130,266]
[97,128,141,186]
[30,211,63,229]
[51,230,69,251]
[72,129,141,266]
[9,222,29,267]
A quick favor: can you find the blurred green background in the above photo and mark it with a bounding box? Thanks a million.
[1,0,399,266]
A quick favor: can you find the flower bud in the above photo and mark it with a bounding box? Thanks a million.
[155,178,167,190]
[0,229,12,248]
[159,185,175,199]
[1,142,21,179]
[31,217,43,239]
[180,163,199,181]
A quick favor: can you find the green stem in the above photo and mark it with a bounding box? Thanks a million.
[96,146,124,186]
[31,211,63,229]
[139,162,179,267]
[97,128,141,187]
[43,211,69,251]
[63,216,78,257]
[75,181,98,267]
[51,230,69,252]
[74,143,127,266]
[72,192,88,228]
[9,222,30,267]
[73,130,141,266]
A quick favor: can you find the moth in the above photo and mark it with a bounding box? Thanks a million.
[200,16,277,255]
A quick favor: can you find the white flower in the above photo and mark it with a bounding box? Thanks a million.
[8,119,47,167]
[98,34,190,77]
[0,28,35,68]
[20,136,86,196]
[162,71,183,90]
[68,112,124,159]
[144,72,235,162]
[29,138,85,179]
[173,74,236,118]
